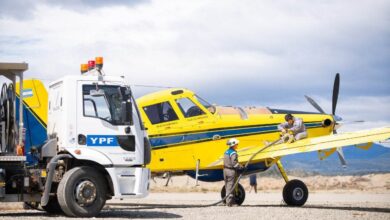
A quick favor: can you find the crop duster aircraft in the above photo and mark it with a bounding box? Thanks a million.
[7,70,390,207]
[136,74,390,206]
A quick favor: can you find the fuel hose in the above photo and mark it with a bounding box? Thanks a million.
[0,83,16,153]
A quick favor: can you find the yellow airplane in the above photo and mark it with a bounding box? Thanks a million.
[136,74,390,206]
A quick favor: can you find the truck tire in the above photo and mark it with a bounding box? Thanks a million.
[41,196,63,214]
[57,166,107,217]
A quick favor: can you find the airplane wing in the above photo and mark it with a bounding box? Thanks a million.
[208,126,390,167]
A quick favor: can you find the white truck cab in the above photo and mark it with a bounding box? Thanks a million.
[41,61,151,216]
[0,59,150,217]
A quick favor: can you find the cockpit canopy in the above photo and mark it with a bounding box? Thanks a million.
[137,89,216,125]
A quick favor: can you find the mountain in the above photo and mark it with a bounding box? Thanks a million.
[281,143,390,175]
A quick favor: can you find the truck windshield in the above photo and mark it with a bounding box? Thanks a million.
[83,85,131,125]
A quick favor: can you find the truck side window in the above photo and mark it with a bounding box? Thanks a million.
[83,85,130,125]
[143,101,178,124]
[84,94,111,120]
[175,98,205,118]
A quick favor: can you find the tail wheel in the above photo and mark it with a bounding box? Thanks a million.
[57,166,107,217]
[220,183,246,206]
[283,179,308,206]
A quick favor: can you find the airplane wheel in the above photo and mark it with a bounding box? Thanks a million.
[283,179,308,206]
[220,183,246,205]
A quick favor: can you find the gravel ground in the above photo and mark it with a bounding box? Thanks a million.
[1,192,390,220]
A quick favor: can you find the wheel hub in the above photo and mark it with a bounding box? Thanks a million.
[292,187,304,201]
[75,180,97,206]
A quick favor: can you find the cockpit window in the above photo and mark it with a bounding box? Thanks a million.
[143,101,178,124]
[176,98,205,118]
[195,95,216,114]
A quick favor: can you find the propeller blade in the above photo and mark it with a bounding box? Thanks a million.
[304,95,326,114]
[336,147,347,168]
[337,120,364,124]
[332,73,340,115]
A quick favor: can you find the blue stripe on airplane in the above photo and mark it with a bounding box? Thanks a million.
[150,122,322,148]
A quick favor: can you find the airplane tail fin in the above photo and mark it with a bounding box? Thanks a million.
[15,79,48,163]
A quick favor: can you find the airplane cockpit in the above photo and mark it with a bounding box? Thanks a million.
[137,89,216,131]
[175,97,205,118]
[137,88,275,131]
[142,101,179,124]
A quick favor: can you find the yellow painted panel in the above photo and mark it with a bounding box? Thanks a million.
[15,79,48,125]
[148,124,334,172]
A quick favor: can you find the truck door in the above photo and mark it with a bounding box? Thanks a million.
[76,82,143,166]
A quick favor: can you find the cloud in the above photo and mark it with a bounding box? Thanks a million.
[0,0,37,19]
[0,0,389,128]
[253,95,390,132]
[0,0,146,19]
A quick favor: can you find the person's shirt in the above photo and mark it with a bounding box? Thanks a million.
[277,117,306,135]
[223,148,240,169]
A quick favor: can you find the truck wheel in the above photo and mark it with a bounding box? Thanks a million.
[41,196,63,214]
[220,183,246,205]
[283,179,308,206]
[57,166,107,217]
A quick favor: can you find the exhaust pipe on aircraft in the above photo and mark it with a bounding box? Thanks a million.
[322,118,333,127]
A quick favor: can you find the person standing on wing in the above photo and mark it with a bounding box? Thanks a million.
[223,138,244,207]
[278,114,307,142]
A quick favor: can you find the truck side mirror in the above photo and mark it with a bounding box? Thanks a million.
[119,87,133,125]
[121,101,133,125]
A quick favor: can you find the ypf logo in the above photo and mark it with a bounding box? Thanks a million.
[86,135,119,147]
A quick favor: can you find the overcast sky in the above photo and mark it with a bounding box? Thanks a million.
[0,0,389,131]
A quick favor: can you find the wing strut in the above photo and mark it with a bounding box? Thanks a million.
[336,147,347,168]
[276,160,289,183]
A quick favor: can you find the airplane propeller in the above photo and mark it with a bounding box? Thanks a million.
[304,95,325,114]
[332,73,340,116]
[305,73,347,167]
[304,73,341,132]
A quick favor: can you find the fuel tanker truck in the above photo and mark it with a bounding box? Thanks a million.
[0,58,151,217]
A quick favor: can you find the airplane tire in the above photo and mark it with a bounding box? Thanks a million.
[41,196,63,214]
[57,166,107,217]
[220,183,246,205]
[283,179,308,206]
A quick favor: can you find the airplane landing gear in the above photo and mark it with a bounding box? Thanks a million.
[283,179,308,206]
[276,159,309,206]
[220,183,246,206]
